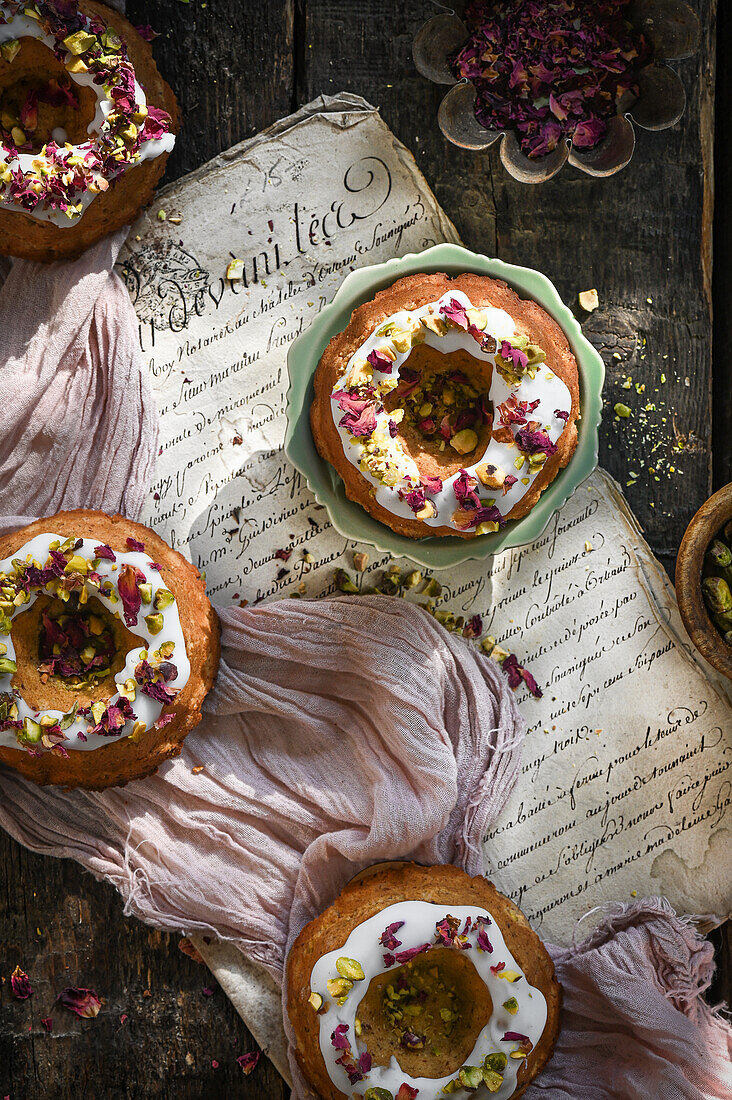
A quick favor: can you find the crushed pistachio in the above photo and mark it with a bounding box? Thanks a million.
[476,463,506,490]
[63,29,97,54]
[154,589,175,610]
[450,428,478,455]
[226,258,244,280]
[353,552,369,572]
[422,577,442,598]
[326,977,353,999]
[144,612,164,635]
[578,288,599,312]
[335,569,359,594]
[0,39,21,62]
[415,500,437,520]
[336,957,365,982]
[458,1066,484,1089]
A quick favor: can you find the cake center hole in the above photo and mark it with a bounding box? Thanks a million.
[0,39,98,151]
[386,345,493,479]
[355,947,493,1079]
[37,595,119,689]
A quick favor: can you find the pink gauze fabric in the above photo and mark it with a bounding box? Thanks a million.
[536,899,732,1100]
[0,230,157,518]
[0,234,729,1099]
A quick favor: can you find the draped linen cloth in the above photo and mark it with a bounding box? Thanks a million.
[0,231,157,518]
[0,233,729,1099]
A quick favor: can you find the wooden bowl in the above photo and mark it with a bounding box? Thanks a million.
[676,482,732,680]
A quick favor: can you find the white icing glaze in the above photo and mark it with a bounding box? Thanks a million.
[0,533,190,753]
[0,5,175,226]
[330,290,573,533]
[310,900,547,1100]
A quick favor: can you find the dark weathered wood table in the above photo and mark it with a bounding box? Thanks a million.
[1,1,728,1096]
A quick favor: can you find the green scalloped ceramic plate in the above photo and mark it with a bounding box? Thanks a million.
[284,243,604,569]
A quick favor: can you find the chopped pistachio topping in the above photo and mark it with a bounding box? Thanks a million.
[144,612,164,635]
[335,957,365,982]
[326,977,353,999]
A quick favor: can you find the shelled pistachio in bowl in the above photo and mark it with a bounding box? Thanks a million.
[702,520,732,647]
[676,483,732,682]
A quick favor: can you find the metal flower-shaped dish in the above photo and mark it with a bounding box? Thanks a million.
[413,0,700,182]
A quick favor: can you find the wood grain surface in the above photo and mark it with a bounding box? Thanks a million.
[0,1,726,1097]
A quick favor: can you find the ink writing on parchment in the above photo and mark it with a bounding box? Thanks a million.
[120,94,731,944]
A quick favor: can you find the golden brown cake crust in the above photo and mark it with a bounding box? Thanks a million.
[0,509,220,790]
[0,0,180,262]
[310,272,580,539]
[286,862,562,1100]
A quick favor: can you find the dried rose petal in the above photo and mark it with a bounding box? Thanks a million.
[440,298,469,328]
[422,475,443,495]
[452,1,649,158]
[56,987,102,1018]
[331,1024,350,1051]
[402,487,427,514]
[515,427,558,456]
[334,390,378,437]
[463,614,483,639]
[500,340,529,373]
[10,965,33,1000]
[394,942,431,965]
[367,348,394,373]
[396,1086,419,1100]
[117,564,142,627]
[498,394,540,426]
[453,469,481,511]
[435,914,461,946]
[93,544,116,561]
[501,653,543,698]
[477,926,493,953]
[125,537,145,553]
[236,1052,260,1075]
[336,1053,366,1085]
[474,504,505,529]
[379,921,405,951]
[357,1051,372,1073]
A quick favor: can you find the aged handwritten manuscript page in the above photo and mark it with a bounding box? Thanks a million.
[120,93,731,1074]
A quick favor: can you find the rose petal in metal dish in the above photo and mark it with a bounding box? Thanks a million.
[412,12,467,85]
[413,0,697,184]
[438,83,502,151]
[568,115,636,177]
[500,130,568,184]
[629,63,687,130]
[627,0,700,60]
